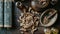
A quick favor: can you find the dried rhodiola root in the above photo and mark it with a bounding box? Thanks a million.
[16,1,41,34]
[18,11,40,34]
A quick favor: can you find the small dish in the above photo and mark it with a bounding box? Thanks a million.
[40,9,58,27]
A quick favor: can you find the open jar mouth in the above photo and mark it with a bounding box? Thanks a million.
[40,9,58,27]
[31,0,49,11]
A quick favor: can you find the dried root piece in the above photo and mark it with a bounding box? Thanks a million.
[18,11,40,34]
[43,16,49,24]
[20,28,27,31]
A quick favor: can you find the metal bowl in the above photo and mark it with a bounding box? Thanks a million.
[40,9,58,27]
[31,0,50,11]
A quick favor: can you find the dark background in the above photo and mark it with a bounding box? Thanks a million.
[0,0,60,34]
